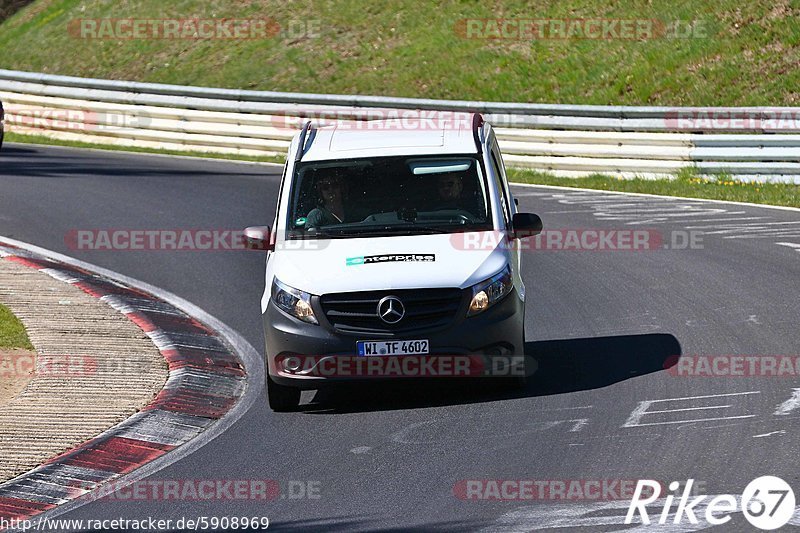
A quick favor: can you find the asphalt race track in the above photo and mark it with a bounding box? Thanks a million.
[2,143,800,531]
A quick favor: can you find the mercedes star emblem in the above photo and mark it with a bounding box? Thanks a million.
[377,296,405,324]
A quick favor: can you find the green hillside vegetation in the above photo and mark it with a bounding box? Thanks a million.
[0,0,798,105]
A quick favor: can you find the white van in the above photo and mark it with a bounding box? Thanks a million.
[245,113,542,411]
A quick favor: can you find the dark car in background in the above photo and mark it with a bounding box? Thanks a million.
[0,100,5,150]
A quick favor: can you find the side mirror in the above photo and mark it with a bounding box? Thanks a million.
[511,213,543,239]
[243,226,274,251]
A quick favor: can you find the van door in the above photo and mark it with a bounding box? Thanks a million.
[486,130,524,302]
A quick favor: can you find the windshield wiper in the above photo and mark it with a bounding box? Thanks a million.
[408,222,489,233]
[291,223,486,240]
[322,225,442,237]
[289,229,351,239]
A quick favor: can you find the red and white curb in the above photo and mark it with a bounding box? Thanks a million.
[0,239,260,527]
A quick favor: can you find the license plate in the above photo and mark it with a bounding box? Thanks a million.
[357,339,429,356]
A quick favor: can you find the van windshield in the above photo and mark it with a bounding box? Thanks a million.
[286,155,493,239]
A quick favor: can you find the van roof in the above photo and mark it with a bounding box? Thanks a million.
[297,115,481,162]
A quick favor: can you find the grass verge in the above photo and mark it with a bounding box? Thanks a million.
[0,304,33,350]
[6,132,799,208]
[508,168,800,208]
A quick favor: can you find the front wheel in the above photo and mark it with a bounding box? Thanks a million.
[266,374,301,412]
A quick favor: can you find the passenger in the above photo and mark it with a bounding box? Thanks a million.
[434,173,465,210]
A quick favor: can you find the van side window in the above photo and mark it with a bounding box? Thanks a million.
[489,150,512,227]
[491,142,515,214]
[276,161,288,232]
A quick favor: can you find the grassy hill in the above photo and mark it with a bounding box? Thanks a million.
[0,0,798,105]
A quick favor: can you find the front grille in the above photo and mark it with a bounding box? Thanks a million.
[319,288,464,334]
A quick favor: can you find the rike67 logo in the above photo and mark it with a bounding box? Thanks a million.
[626,476,796,530]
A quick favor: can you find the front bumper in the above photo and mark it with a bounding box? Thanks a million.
[264,287,525,388]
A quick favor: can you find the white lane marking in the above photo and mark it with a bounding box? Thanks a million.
[511,182,800,213]
[634,391,761,402]
[521,187,800,250]
[623,391,760,428]
[391,414,592,444]
[480,499,639,531]
[596,210,743,223]
[350,446,372,454]
[663,414,800,435]
[390,419,439,444]
[535,192,745,227]
[679,217,768,223]
[790,504,800,525]
[531,193,645,203]
[512,191,556,197]
[541,209,599,214]
[692,221,800,236]
[540,405,594,411]
[484,495,800,532]
[774,388,800,416]
[725,232,800,239]
[594,206,738,216]
[777,242,800,251]
[626,415,756,428]
[480,498,717,532]
[686,217,798,230]
[644,405,736,415]
[545,419,590,432]
[589,201,703,209]
[692,221,800,230]
[753,430,786,438]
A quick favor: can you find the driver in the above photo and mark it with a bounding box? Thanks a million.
[306,172,347,229]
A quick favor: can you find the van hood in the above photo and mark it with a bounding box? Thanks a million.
[266,232,509,297]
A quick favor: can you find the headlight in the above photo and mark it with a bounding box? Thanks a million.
[271,278,318,324]
[467,265,513,316]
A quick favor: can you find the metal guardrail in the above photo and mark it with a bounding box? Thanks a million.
[1,69,799,182]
